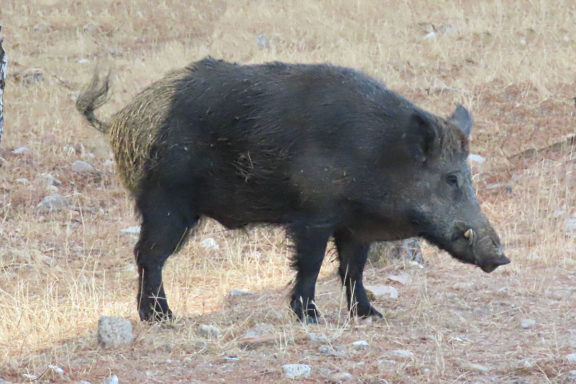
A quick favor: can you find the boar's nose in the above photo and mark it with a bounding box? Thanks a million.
[480,255,510,273]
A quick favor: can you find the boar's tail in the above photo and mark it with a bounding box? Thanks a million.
[76,69,111,134]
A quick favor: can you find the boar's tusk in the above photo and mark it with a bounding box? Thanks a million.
[463,228,475,244]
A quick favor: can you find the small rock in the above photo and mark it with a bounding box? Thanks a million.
[331,372,354,382]
[391,349,414,359]
[452,282,474,290]
[457,361,489,372]
[0,379,13,384]
[35,173,62,187]
[33,22,52,33]
[257,35,270,49]
[469,154,486,163]
[522,360,533,368]
[521,319,536,329]
[120,226,141,235]
[365,285,398,299]
[82,22,102,33]
[199,238,219,250]
[564,217,576,237]
[97,316,133,348]
[197,324,221,338]
[568,370,576,378]
[22,374,38,380]
[243,323,274,338]
[12,146,29,155]
[566,353,576,363]
[37,194,70,213]
[78,58,90,64]
[318,344,347,357]
[282,364,311,379]
[15,68,44,86]
[224,356,240,361]
[424,31,436,40]
[351,340,369,349]
[48,364,65,376]
[308,333,330,343]
[15,178,29,184]
[72,160,97,174]
[100,375,119,384]
[387,273,410,285]
[230,289,254,297]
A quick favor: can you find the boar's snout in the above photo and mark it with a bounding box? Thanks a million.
[461,227,510,273]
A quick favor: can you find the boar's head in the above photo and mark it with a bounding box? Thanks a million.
[392,105,509,273]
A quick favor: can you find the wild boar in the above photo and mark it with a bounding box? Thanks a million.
[77,57,509,323]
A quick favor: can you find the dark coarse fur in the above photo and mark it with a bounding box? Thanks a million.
[77,57,508,323]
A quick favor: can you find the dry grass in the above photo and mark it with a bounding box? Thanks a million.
[1,0,575,382]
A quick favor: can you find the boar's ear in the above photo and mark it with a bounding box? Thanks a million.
[449,104,473,137]
[406,112,440,163]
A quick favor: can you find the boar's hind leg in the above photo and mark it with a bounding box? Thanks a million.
[334,230,383,319]
[135,187,198,322]
[289,224,332,324]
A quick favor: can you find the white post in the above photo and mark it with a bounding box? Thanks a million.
[0,26,6,144]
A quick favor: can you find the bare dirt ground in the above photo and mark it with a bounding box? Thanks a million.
[1,0,575,383]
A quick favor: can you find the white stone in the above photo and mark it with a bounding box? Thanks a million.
[243,323,274,338]
[230,289,254,297]
[521,319,536,329]
[352,340,369,349]
[72,160,96,173]
[12,146,28,154]
[366,285,398,299]
[387,273,410,285]
[120,226,141,235]
[331,372,354,381]
[35,173,62,187]
[308,333,330,343]
[200,238,219,250]
[391,349,414,358]
[100,375,118,384]
[468,154,486,163]
[37,194,70,212]
[197,324,221,338]
[282,364,311,379]
[566,353,576,363]
[97,317,133,348]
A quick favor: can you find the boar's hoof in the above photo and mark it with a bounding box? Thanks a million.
[291,301,322,324]
[355,305,383,320]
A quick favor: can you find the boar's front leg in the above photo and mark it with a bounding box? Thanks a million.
[289,223,332,324]
[334,229,383,319]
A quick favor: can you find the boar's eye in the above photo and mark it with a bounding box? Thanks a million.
[445,174,459,187]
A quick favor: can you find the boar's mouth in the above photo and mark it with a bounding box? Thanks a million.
[460,228,510,273]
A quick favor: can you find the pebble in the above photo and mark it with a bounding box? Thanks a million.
[521,319,536,329]
[457,361,489,372]
[468,154,486,163]
[101,375,119,384]
[331,372,354,382]
[97,316,133,348]
[37,194,70,212]
[308,333,330,343]
[566,353,576,363]
[243,323,274,338]
[12,146,29,155]
[452,282,474,290]
[351,340,369,349]
[120,226,141,235]
[569,370,576,378]
[229,289,254,297]
[282,364,311,379]
[564,217,576,237]
[199,238,219,250]
[197,324,221,338]
[365,285,398,299]
[387,273,410,285]
[72,160,97,174]
[35,173,62,187]
[391,349,414,359]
